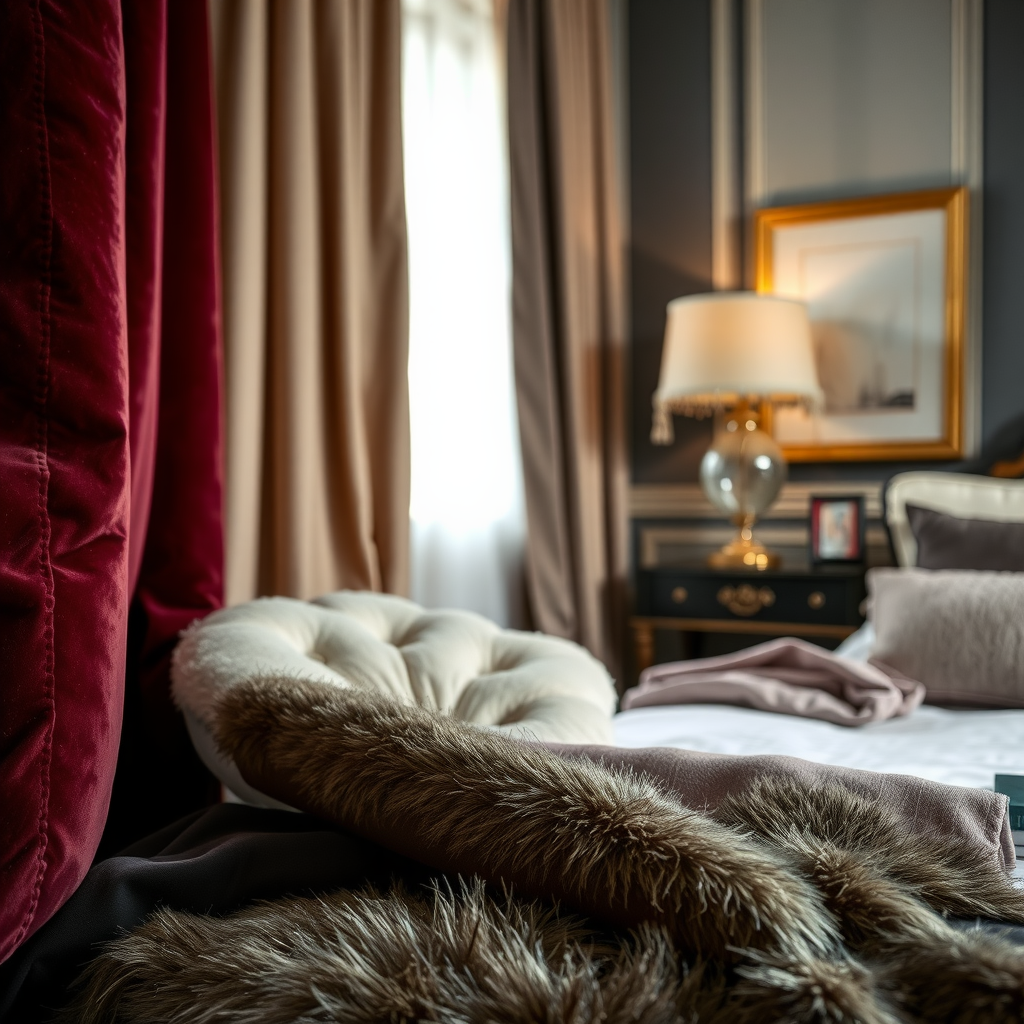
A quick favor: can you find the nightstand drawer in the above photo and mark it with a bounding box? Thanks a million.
[638,567,864,627]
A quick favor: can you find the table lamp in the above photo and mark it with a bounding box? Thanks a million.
[651,292,822,569]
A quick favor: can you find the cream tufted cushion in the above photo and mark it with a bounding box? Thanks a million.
[172,591,617,808]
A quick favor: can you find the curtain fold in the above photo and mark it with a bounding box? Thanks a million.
[211,0,410,605]
[101,0,227,857]
[506,0,628,676]
[0,0,226,956]
[403,0,527,629]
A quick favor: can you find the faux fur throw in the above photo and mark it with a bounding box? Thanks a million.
[68,680,1024,1023]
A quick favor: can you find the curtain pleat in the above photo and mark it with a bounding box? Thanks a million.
[103,0,227,857]
[211,0,410,604]
[0,0,228,947]
[506,0,628,677]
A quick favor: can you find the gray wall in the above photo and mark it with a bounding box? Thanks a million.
[628,0,714,485]
[759,0,955,206]
[629,0,1024,485]
[983,0,1024,442]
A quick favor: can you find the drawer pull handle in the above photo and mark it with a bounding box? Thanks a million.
[671,586,688,604]
[717,584,775,617]
[808,591,826,610]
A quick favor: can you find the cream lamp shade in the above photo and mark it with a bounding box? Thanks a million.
[651,292,822,444]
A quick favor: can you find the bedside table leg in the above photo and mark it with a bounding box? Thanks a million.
[633,622,655,675]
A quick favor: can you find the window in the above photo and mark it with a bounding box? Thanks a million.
[402,0,526,627]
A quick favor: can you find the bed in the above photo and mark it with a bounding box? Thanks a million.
[613,702,1024,793]
[7,473,1024,1023]
[616,469,1024,875]
[625,473,1024,763]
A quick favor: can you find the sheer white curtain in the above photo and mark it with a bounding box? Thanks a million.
[402,0,526,627]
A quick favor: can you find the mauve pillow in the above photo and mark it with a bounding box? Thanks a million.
[907,504,1024,571]
[868,568,1024,708]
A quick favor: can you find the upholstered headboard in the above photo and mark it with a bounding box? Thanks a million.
[884,472,1024,567]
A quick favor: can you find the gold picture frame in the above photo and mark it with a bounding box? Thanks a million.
[755,187,968,463]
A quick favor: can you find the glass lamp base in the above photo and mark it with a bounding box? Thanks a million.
[707,522,780,570]
[699,404,786,571]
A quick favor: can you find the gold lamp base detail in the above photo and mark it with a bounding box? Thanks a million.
[707,519,780,570]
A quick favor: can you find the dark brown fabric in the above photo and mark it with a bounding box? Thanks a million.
[0,805,424,1023]
[506,0,627,677]
[907,503,1024,571]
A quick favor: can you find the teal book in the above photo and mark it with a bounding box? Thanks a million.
[994,775,1024,840]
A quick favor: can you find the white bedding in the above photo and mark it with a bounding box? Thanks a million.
[611,703,1024,792]
[616,621,1024,791]
[616,620,1024,880]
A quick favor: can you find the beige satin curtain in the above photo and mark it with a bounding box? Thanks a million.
[506,0,628,674]
[210,0,410,605]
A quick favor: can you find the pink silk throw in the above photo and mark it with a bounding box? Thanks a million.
[539,742,1016,872]
[622,638,925,726]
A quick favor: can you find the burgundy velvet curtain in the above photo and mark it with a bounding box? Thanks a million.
[0,0,223,961]
[101,0,225,857]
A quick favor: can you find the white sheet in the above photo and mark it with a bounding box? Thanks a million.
[612,703,1024,792]
[833,622,875,661]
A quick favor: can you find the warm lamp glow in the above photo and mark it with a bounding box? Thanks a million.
[651,292,821,443]
[650,292,823,570]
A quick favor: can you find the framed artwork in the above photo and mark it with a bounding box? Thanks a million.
[809,495,865,564]
[755,187,968,462]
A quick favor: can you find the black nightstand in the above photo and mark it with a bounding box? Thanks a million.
[631,562,866,673]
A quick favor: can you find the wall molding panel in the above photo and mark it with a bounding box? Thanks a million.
[951,0,985,455]
[711,0,741,291]
[629,480,883,520]
[736,0,984,454]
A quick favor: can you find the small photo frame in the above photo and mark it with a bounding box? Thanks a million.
[810,495,866,564]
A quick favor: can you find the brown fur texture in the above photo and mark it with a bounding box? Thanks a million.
[64,881,894,1024]
[715,780,1024,1022]
[66,679,1024,1022]
[214,678,840,964]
